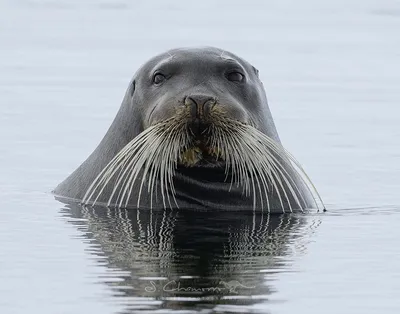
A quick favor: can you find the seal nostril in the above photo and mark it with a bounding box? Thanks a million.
[185,96,198,119]
[203,98,216,117]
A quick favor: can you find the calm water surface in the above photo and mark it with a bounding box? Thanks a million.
[1,0,400,313]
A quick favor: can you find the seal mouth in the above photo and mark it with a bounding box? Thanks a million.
[179,140,223,167]
[179,121,223,168]
[178,118,231,168]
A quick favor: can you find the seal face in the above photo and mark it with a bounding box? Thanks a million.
[54,47,324,213]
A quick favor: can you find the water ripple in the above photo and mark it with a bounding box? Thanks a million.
[60,202,323,313]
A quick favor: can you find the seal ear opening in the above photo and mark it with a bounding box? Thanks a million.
[130,80,136,97]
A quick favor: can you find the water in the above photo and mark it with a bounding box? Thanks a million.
[1,0,400,313]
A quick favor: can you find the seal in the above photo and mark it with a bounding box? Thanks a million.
[54,47,324,213]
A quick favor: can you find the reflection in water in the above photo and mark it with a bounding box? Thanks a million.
[61,203,321,313]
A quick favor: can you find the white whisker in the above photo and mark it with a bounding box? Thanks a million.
[83,118,189,209]
[83,112,324,213]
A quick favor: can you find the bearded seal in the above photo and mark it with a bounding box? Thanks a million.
[54,47,324,213]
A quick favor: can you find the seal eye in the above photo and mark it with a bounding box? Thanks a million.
[153,73,166,85]
[226,71,244,82]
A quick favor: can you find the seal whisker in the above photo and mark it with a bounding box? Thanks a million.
[236,131,286,212]
[230,134,264,210]
[258,141,309,209]
[160,122,186,209]
[242,126,312,212]
[237,128,295,213]
[119,128,169,208]
[226,129,251,195]
[241,122,324,211]
[136,130,166,208]
[82,127,155,206]
[83,119,190,210]
[160,127,175,209]
[262,151,306,212]
[103,135,151,206]
[117,134,159,206]
[118,138,155,207]
[250,127,322,210]
[208,117,324,212]
[113,137,152,205]
[169,128,191,206]
[212,124,268,211]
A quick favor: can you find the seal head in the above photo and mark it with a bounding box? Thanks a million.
[54,47,323,213]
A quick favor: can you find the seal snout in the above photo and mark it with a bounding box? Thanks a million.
[185,94,216,119]
[184,94,216,136]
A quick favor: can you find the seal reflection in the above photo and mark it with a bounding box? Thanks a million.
[61,203,320,313]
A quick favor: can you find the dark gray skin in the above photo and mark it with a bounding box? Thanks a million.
[54,47,315,212]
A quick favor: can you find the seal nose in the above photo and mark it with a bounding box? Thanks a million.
[185,94,216,120]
